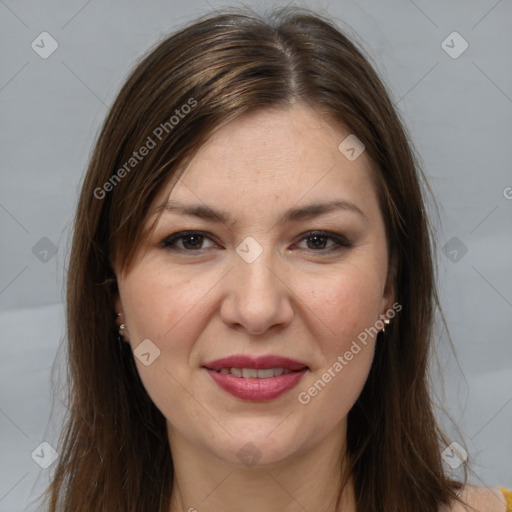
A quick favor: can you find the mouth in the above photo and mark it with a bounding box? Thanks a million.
[203,354,308,372]
[202,355,309,401]
[209,367,300,378]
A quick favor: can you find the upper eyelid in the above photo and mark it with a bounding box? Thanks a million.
[160,230,218,250]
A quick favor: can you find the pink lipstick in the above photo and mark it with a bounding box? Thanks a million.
[203,355,308,401]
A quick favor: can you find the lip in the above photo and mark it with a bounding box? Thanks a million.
[203,355,308,371]
[204,367,308,401]
[202,355,309,402]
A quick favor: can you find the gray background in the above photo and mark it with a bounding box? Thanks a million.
[1,0,511,510]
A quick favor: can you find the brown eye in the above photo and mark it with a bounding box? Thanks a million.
[305,234,329,250]
[180,234,204,250]
[296,231,352,252]
[161,231,216,252]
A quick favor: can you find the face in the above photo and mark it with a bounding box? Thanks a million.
[114,103,395,467]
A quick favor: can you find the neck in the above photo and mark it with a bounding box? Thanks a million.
[167,423,356,512]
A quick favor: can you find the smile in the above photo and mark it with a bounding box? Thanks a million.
[214,367,293,378]
[202,354,309,401]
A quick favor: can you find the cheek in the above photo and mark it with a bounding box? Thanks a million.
[120,262,220,344]
[118,270,202,422]
[295,263,385,347]
[116,271,198,397]
[294,270,380,430]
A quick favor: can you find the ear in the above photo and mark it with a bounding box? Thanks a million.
[382,248,397,310]
[114,294,130,343]
[114,294,124,328]
[111,262,122,316]
[114,295,122,316]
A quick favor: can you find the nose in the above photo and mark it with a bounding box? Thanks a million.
[219,244,294,336]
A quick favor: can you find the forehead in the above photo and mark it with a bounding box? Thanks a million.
[151,104,380,222]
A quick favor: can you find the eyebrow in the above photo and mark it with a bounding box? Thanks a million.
[159,199,367,227]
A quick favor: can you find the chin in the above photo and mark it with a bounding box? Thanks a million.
[213,427,306,468]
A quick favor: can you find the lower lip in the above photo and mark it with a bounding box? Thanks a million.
[204,368,308,401]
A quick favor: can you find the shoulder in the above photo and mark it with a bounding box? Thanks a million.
[440,484,509,512]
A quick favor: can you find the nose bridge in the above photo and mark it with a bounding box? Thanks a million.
[221,235,293,334]
[236,234,285,303]
[238,241,279,292]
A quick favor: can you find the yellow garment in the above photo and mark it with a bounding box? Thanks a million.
[497,487,512,512]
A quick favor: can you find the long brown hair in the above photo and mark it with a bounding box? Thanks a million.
[40,5,471,511]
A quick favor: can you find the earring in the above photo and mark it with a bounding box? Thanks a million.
[382,318,391,333]
[117,312,127,341]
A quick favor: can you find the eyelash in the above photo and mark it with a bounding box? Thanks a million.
[160,230,352,254]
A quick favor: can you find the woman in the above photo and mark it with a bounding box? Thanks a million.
[41,6,511,512]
